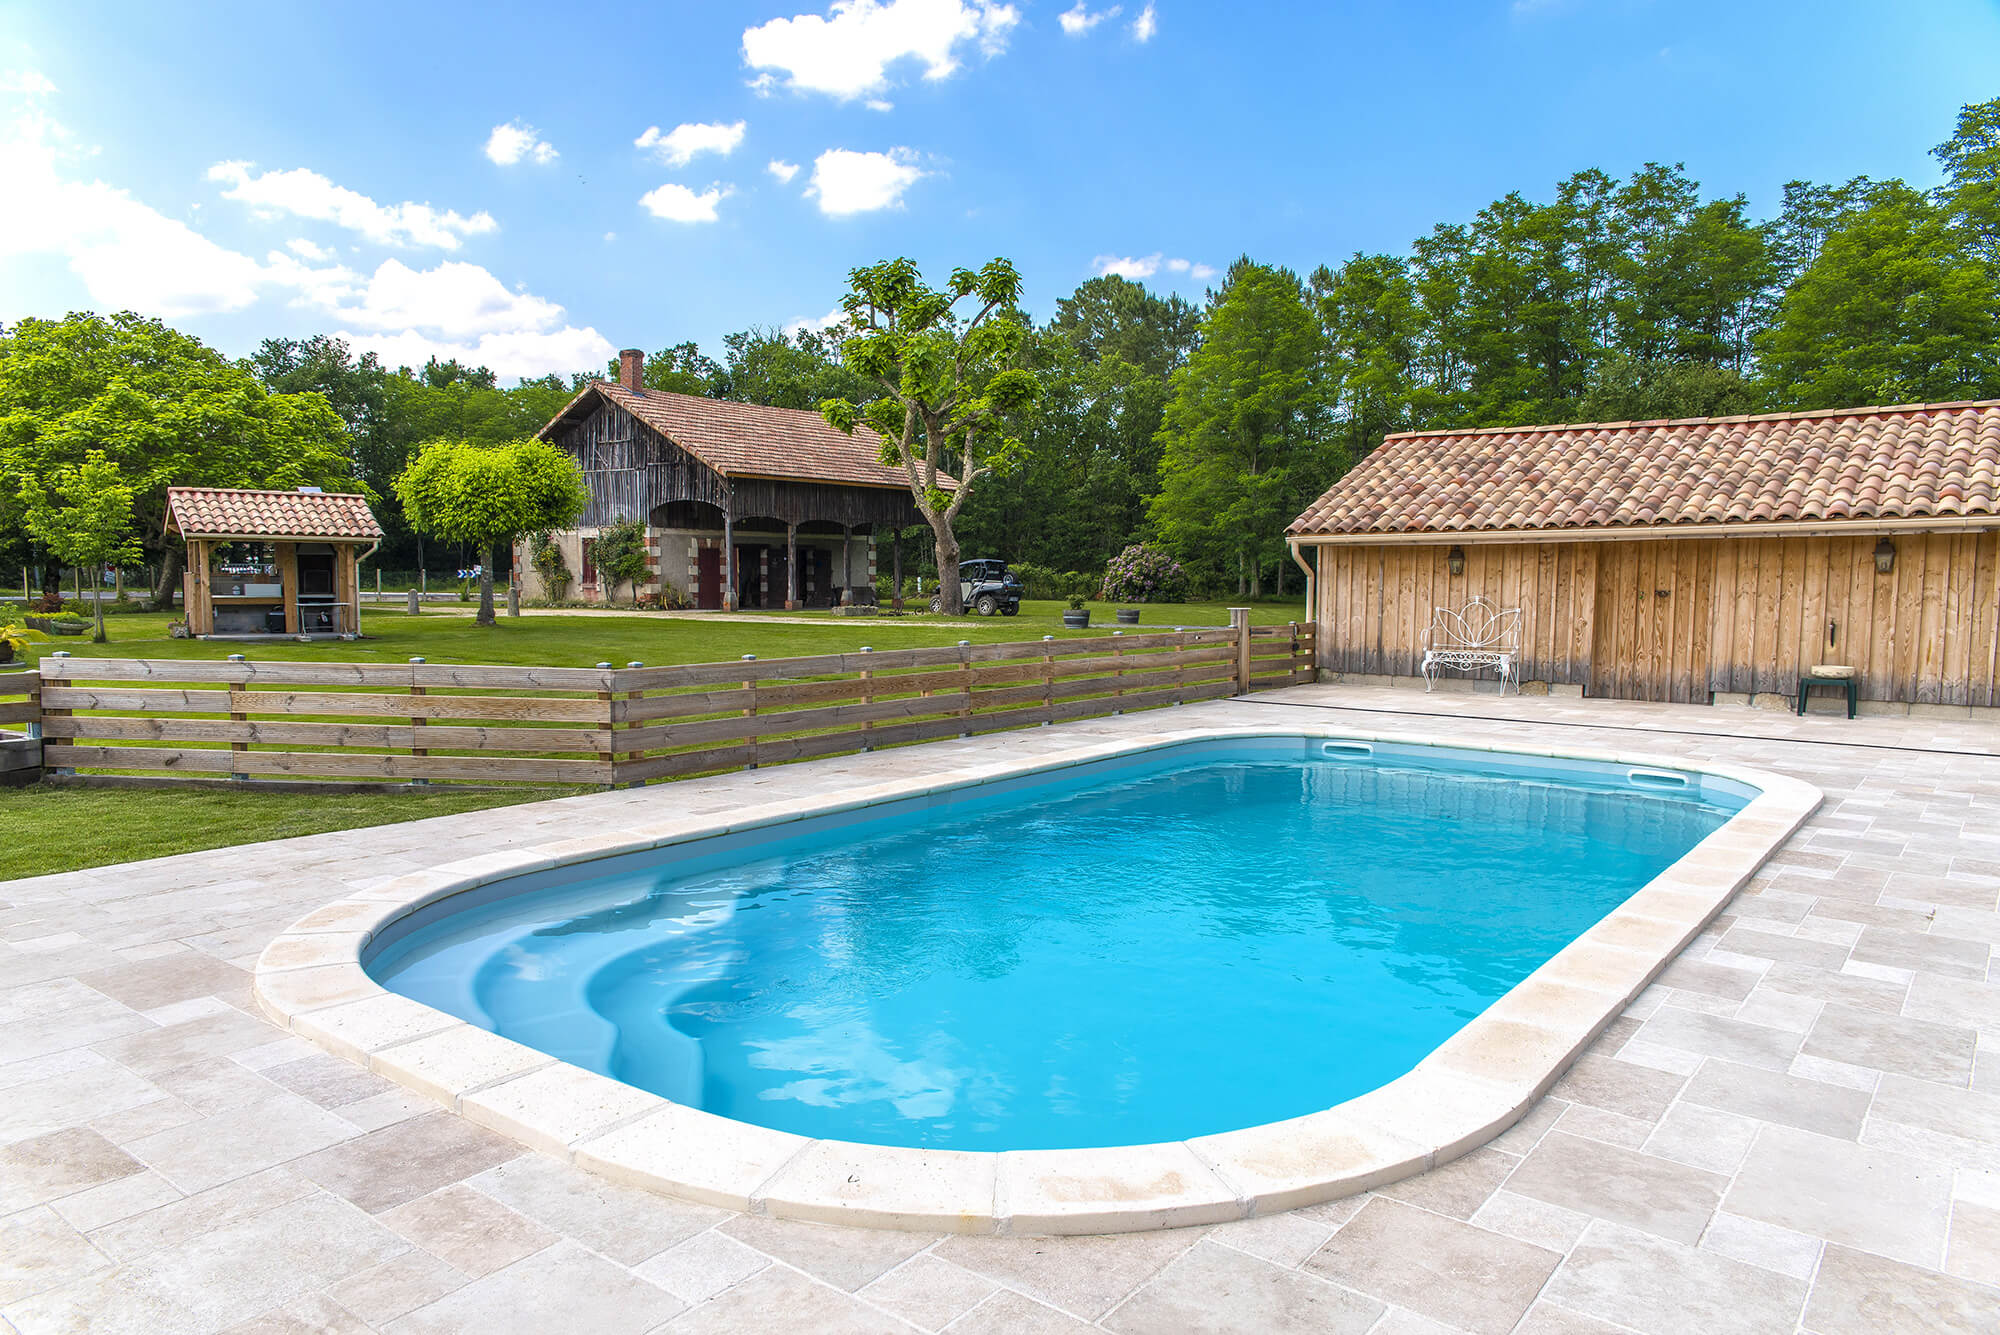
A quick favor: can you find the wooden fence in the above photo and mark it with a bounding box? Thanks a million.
[27,620,1316,788]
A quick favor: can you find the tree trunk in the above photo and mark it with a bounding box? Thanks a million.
[476,543,496,626]
[1251,556,1263,599]
[932,516,962,616]
[149,544,183,613]
[39,558,61,612]
[92,591,107,643]
[1236,550,1246,597]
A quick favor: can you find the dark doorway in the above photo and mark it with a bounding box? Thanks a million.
[807,548,834,607]
[696,547,722,610]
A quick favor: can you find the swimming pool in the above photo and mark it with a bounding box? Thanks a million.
[363,736,1750,1153]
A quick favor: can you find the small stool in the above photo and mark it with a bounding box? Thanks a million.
[1797,675,1857,719]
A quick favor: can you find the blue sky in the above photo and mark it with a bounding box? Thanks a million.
[3,0,1997,382]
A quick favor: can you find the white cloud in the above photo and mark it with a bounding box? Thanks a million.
[484,119,558,166]
[286,237,333,261]
[336,327,615,381]
[1130,2,1156,41]
[767,158,801,183]
[638,182,732,223]
[206,161,497,250]
[1058,3,1119,35]
[1094,251,1212,281]
[634,120,746,167]
[742,0,1019,101]
[806,147,923,216]
[785,306,849,337]
[0,69,58,95]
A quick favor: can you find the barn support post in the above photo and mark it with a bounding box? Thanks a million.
[840,525,854,606]
[785,524,799,610]
[722,508,737,611]
[891,529,903,610]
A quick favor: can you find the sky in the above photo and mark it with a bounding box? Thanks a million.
[3,0,1998,384]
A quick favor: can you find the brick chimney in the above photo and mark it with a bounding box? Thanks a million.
[617,348,644,390]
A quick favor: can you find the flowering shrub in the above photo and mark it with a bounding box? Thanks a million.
[1099,544,1188,604]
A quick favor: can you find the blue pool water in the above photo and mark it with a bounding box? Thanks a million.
[367,739,1745,1151]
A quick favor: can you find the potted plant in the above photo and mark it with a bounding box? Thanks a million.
[1062,594,1091,629]
[0,621,47,666]
[24,612,89,636]
[1116,608,1141,625]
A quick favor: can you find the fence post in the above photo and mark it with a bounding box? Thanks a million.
[1041,635,1054,724]
[741,655,758,770]
[1111,630,1125,715]
[408,657,429,786]
[1229,608,1251,695]
[406,588,420,616]
[957,641,972,738]
[858,647,873,752]
[621,663,644,785]
[226,653,249,781]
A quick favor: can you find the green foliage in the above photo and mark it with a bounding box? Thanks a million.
[1099,545,1189,603]
[394,437,586,625]
[589,518,651,606]
[819,256,1043,614]
[528,531,572,599]
[17,450,142,641]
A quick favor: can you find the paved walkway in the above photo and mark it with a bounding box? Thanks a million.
[2,687,1996,1333]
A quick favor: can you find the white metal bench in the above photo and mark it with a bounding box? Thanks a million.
[1422,596,1522,693]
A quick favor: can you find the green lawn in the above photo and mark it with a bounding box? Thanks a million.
[0,782,577,881]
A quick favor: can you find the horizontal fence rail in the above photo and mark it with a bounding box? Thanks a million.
[31,621,1315,788]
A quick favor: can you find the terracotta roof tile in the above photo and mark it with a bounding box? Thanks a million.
[1290,400,2000,538]
[166,487,382,541]
[550,381,948,491]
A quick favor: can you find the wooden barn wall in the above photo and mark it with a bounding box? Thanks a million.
[1313,531,2000,706]
[551,401,921,529]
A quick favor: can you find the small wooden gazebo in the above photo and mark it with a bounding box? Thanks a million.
[167,487,382,638]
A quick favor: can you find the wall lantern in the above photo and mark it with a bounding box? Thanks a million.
[1873,536,1897,575]
[1447,545,1466,576]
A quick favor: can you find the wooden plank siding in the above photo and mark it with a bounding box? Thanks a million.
[1311,532,2000,706]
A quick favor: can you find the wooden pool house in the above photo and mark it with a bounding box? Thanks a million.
[167,487,383,639]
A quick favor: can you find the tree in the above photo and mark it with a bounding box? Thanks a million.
[17,450,141,642]
[718,326,876,410]
[393,438,586,626]
[1151,260,1332,596]
[0,313,356,610]
[818,257,1041,614]
[589,518,650,606]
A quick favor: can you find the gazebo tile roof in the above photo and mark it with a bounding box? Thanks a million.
[166,487,382,540]
[1290,400,2000,537]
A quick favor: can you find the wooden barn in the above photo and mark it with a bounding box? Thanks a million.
[1287,401,2000,711]
[525,350,934,610]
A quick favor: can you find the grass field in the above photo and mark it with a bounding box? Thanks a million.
[1,596,1307,879]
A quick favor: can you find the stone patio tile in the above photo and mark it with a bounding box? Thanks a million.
[0,1127,144,1212]
[89,1008,278,1078]
[125,1094,358,1195]
[1680,1057,1872,1138]
[87,1168,315,1263]
[9,1190,407,1335]
[149,1056,284,1116]
[1872,1072,2000,1147]
[1946,1200,2000,1284]
[77,954,249,1012]
[223,1290,373,1335]
[0,1058,162,1144]
[0,1206,111,1304]
[1851,924,1993,980]
[378,1183,557,1277]
[1802,1001,1978,1083]
[331,1088,434,1135]
[1547,1052,1686,1121]
[853,1253,998,1332]
[1655,957,1761,1000]
[655,1262,909,1334]
[1503,1131,1728,1245]
[470,1153,727,1266]
[1696,1210,1823,1280]
[261,1053,395,1110]
[324,1249,466,1327]
[714,1214,934,1293]
[292,1112,516,1215]
[933,1229,1200,1321]
[1202,1209,1338,1267]
[1904,973,2000,1029]
[1302,1197,1560,1335]
[1801,1242,2000,1334]
[387,1241,681,1335]
[1515,1302,1630,1334]
[0,1005,153,1068]
[1631,1006,1801,1071]
[631,1229,770,1306]
[1103,1237,1383,1335]
[1539,1220,1808,1334]
[1469,1187,1594,1253]
[946,1289,1096,1334]
[1640,1101,1761,1175]
[47,1168,182,1234]
[1374,1146,1515,1220]
[1725,1124,1954,1267]
[1715,923,1851,970]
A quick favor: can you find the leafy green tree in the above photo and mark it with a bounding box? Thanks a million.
[0,313,356,609]
[17,450,141,641]
[528,531,572,600]
[393,438,587,626]
[718,326,876,410]
[1151,260,1332,596]
[589,518,650,606]
[819,257,1041,614]
[1576,356,1754,422]
[610,343,726,398]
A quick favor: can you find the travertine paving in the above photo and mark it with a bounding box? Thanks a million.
[3,685,1998,1333]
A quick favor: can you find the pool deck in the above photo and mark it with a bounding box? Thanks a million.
[3,684,1998,1333]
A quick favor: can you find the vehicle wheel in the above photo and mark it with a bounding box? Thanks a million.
[1000,603,1018,616]
[929,594,944,614]
[975,594,999,616]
